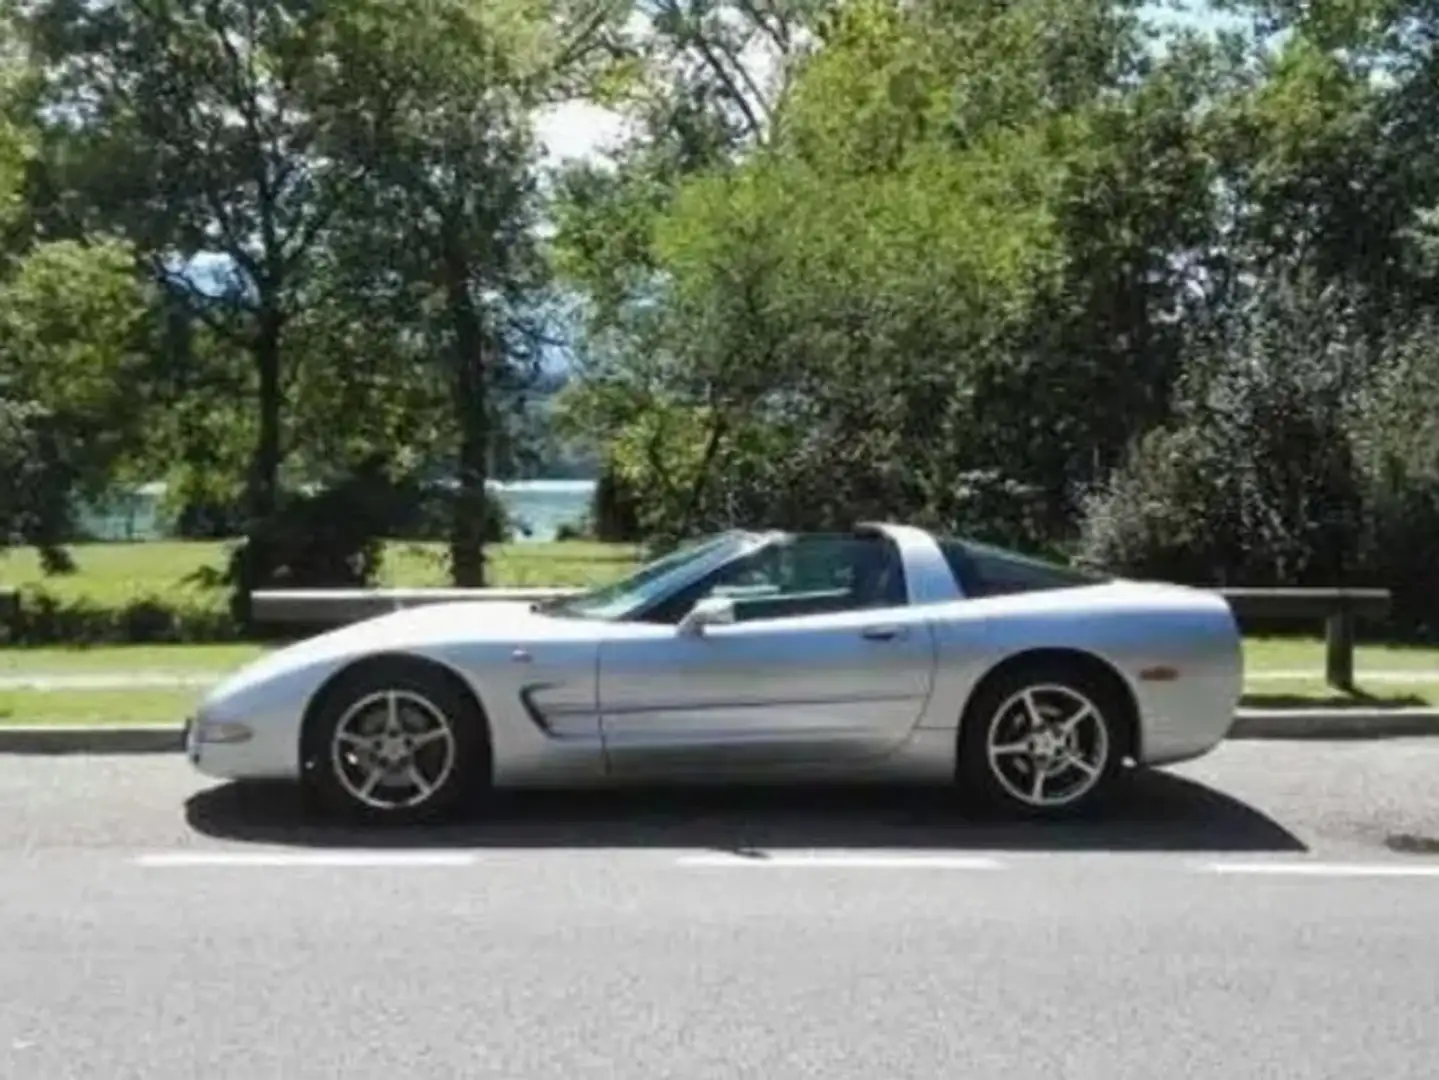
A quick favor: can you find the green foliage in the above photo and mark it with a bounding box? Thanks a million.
[2,589,238,647]
[588,458,642,542]
[221,458,520,628]
[559,0,1166,546]
[6,0,1439,642]
[0,538,640,644]
[1079,274,1439,635]
[0,228,154,549]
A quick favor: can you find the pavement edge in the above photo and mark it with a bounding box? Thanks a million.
[0,725,184,755]
[1227,707,1439,740]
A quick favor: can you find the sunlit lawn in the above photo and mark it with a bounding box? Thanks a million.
[1239,680,1439,709]
[0,688,204,726]
[0,644,269,675]
[1244,635,1439,673]
[0,538,642,609]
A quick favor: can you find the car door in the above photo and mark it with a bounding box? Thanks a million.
[596,534,936,777]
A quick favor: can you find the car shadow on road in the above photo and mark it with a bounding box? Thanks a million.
[184,767,1307,854]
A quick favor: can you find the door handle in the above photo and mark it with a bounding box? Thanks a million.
[860,624,905,641]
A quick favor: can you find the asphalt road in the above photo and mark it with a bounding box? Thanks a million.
[4,741,1439,1079]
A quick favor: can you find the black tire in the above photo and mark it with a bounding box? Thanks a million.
[300,656,490,826]
[957,658,1130,819]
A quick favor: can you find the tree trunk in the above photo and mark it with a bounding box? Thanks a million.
[443,244,490,588]
[247,308,284,526]
[231,306,285,627]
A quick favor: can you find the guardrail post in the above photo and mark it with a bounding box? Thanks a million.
[1325,610,1355,691]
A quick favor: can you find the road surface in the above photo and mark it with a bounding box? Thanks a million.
[3,740,1439,1078]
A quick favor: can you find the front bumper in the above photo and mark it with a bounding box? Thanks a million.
[182,703,300,780]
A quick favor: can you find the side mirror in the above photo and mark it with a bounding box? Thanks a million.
[677,595,737,637]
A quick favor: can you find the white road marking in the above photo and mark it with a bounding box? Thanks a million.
[1200,860,1439,879]
[676,851,1005,870]
[133,850,478,868]
[128,851,1439,878]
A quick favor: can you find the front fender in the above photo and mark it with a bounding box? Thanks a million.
[191,651,352,781]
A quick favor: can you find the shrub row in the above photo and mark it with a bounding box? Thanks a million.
[1,589,240,646]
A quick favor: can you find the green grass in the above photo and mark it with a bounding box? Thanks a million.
[1244,635,1439,673]
[0,643,269,675]
[0,538,642,607]
[0,687,203,726]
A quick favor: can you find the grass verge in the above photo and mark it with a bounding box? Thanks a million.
[0,539,641,604]
[0,644,269,675]
[0,688,203,726]
[1244,635,1439,672]
[0,539,644,645]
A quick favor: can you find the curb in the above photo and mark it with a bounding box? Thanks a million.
[5,708,1439,755]
[1227,708,1439,740]
[0,725,184,755]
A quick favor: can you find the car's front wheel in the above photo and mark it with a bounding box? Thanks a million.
[958,659,1130,818]
[301,657,489,825]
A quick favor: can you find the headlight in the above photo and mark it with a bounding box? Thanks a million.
[193,720,254,745]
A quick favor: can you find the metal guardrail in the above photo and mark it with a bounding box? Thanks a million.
[250,583,1393,692]
[1220,587,1390,690]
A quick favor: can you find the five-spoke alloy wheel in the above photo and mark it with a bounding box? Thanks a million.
[958,660,1129,818]
[302,657,488,825]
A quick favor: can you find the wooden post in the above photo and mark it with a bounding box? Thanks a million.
[1325,610,1355,691]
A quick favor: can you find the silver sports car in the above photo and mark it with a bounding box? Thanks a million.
[185,523,1243,824]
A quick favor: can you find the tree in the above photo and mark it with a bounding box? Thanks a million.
[20,0,374,531]
[559,0,1192,547]
[329,0,621,584]
[0,30,153,556]
[0,237,155,541]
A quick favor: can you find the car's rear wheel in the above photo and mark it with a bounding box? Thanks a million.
[958,659,1130,818]
[301,657,489,826]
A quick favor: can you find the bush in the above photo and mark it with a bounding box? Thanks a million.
[174,496,244,540]
[554,520,589,541]
[1076,425,1238,583]
[1,588,237,645]
[1080,273,1367,583]
[1347,320,1439,637]
[590,459,641,542]
[383,480,513,544]
[224,465,394,632]
[1079,279,1439,638]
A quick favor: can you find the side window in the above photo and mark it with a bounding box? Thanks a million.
[645,535,908,624]
[941,539,1106,598]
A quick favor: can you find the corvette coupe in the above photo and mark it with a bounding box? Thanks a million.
[185,523,1243,824]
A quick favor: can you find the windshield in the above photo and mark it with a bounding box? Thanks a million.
[539,531,753,620]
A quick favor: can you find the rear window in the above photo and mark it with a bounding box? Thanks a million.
[940,539,1109,599]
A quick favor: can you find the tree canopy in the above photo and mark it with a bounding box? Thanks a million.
[2,0,1438,632]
